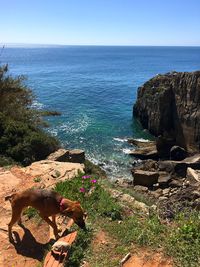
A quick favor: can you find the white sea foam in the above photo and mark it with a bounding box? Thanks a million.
[122,148,133,154]
[60,114,91,134]
[49,129,58,136]
[113,137,128,143]
[31,100,45,110]
[134,138,149,142]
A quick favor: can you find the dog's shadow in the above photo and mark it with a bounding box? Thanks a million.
[12,224,54,261]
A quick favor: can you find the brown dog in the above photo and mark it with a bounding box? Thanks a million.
[5,188,86,242]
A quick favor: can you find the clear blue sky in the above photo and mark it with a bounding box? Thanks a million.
[1,0,200,46]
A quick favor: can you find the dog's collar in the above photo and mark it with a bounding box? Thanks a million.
[59,198,65,211]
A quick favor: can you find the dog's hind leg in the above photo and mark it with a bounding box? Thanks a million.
[8,206,23,242]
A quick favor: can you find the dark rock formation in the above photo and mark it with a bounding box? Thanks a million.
[133,71,200,153]
[170,145,188,161]
[47,148,85,163]
[69,149,85,163]
[47,149,70,161]
[132,170,159,187]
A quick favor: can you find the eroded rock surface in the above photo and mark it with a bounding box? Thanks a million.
[133,71,200,153]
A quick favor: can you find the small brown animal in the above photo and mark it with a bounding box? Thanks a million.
[5,188,87,242]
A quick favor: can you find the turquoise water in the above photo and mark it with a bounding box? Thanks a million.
[1,46,200,178]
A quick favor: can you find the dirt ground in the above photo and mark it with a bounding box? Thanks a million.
[123,252,172,267]
[0,166,52,267]
[83,229,172,267]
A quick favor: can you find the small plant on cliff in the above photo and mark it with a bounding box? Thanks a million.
[0,64,59,165]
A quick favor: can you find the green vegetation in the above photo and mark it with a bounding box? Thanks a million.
[0,64,59,166]
[34,176,42,182]
[54,170,200,267]
[23,207,39,219]
[166,211,200,267]
[55,172,122,267]
[55,172,122,223]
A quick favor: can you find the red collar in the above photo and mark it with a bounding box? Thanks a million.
[59,198,65,211]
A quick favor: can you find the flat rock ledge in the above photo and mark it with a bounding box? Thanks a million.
[47,148,85,163]
[22,160,84,188]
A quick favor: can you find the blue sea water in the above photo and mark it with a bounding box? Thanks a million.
[1,46,200,179]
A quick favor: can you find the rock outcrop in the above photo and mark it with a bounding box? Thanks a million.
[47,148,85,163]
[22,160,84,188]
[133,71,200,153]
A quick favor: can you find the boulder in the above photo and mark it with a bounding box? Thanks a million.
[151,189,163,198]
[134,159,158,171]
[47,149,70,162]
[128,139,155,148]
[162,188,170,195]
[159,196,168,201]
[187,167,200,184]
[133,185,149,193]
[69,149,85,163]
[170,146,187,161]
[128,139,158,160]
[158,155,200,177]
[47,148,85,164]
[129,147,158,160]
[156,136,175,158]
[169,179,183,188]
[132,170,159,187]
[158,172,172,188]
[158,160,175,173]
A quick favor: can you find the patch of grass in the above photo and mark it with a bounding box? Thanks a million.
[54,172,122,266]
[23,207,39,219]
[54,170,61,178]
[55,172,122,222]
[114,184,155,206]
[165,210,200,267]
[104,213,166,248]
[34,176,42,182]
[65,226,93,267]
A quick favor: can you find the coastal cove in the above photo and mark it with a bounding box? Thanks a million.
[2,46,200,178]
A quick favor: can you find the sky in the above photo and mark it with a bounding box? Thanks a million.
[0,0,200,46]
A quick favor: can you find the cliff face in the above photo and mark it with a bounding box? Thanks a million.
[133,71,200,152]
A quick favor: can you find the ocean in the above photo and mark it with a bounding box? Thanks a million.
[1,46,200,179]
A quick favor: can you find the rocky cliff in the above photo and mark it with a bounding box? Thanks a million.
[133,71,200,153]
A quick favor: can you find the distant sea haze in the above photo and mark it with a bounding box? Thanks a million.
[2,46,200,179]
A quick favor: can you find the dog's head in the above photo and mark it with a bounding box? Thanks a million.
[61,200,87,229]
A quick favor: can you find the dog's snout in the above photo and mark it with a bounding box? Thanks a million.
[76,220,86,230]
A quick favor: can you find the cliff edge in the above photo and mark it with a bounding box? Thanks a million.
[133,71,200,153]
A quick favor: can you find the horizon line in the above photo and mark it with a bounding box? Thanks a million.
[1,42,200,48]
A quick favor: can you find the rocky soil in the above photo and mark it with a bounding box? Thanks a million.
[126,139,200,220]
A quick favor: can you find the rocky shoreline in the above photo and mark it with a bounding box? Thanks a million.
[123,71,200,219]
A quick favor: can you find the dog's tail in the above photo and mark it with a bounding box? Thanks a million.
[5,193,16,202]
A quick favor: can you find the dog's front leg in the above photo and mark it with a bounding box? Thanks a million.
[40,215,59,239]
[52,215,62,233]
